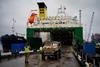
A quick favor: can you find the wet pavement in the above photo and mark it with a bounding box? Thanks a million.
[0,46,80,67]
[0,56,25,67]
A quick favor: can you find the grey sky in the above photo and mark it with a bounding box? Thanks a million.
[0,0,100,40]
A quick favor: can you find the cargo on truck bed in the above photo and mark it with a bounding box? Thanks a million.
[42,41,61,60]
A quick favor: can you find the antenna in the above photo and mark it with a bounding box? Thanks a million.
[87,12,95,41]
[57,5,66,16]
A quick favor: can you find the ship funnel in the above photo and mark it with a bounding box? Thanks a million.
[37,2,47,21]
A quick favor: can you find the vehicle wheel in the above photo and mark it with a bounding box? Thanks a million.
[54,51,58,60]
[58,50,61,58]
[42,53,45,61]
[54,54,57,60]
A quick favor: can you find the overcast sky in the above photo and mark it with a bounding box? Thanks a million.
[0,0,100,40]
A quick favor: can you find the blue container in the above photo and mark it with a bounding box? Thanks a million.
[83,42,96,56]
[11,43,25,53]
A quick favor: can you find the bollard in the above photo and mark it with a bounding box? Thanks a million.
[0,51,1,62]
[85,62,89,67]
[99,62,100,67]
[93,58,96,67]
[89,63,93,67]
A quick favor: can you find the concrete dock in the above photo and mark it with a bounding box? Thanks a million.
[0,46,80,67]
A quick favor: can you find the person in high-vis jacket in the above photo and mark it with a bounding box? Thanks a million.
[37,46,43,67]
[37,46,44,54]
[24,44,30,63]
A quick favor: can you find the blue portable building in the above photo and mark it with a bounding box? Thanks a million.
[83,42,96,56]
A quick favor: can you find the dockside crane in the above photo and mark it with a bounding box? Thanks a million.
[87,12,95,42]
[11,18,16,35]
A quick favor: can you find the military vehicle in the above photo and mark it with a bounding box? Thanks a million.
[42,41,61,60]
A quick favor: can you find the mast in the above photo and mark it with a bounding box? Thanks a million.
[79,10,82,26]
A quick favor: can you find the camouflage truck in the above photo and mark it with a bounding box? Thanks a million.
[42,41,61,60]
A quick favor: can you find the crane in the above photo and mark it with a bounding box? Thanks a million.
[12,18,16,34]
[87,12,95,42]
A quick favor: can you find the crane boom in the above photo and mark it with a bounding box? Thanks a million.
[87,12,95,41]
